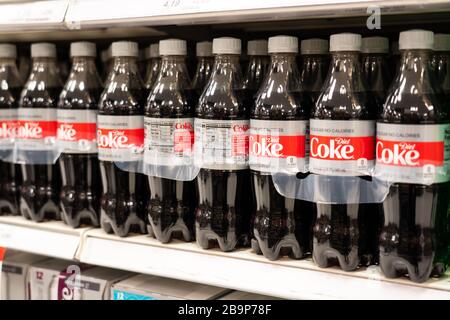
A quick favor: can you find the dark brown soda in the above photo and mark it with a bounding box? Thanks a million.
[146,54,197,243]
[99,55,149,237]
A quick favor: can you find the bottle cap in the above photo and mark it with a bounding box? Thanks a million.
[145,44,159,59]
[399,29,434,50]
[70,41,96,57]
[361,37,389,53]
[31,43,57,58]
[247,40,268,56]
[268,36,298,53]
[213,37,241,55]
[159,39,187,56]
[111,41,138,57]
[196,41,212,57]
[433,33,450,51]
[0,44,17,59]
[301,39,328,55]
[391,41,400,55]
[330,33,361,52]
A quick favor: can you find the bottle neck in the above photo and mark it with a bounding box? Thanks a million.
[209,54,243,88]
[0,58,21,88]
[28,57,62,87]
[397,49,433,86]
[330,51,361,70]
[325,51,365,92]
[111,56,140,74]
[68,56,102,89]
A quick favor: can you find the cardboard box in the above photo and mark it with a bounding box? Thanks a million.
[1,251,48,300]
[111,274,230,300]
[29,259,132,300]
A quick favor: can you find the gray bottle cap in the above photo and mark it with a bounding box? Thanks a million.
[31,43,57,58]
[111,41,139,57]
[0,44,17,59]
[70,41,96,57]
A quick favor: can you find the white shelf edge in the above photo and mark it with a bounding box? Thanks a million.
[0,216,91,261]
[0,217,449,299]
[79,229,450,300]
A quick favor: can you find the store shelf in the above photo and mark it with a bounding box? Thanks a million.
[0,216,91,260]
[0,217,448,299]
[64,0,450,29]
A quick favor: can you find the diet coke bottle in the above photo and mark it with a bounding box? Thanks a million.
[97,41,148,237]
[377,30,450,282]
[0,44,22,215]
[250,36,314,261]
[431,34,450,98]
[145,39,197,243]
[195,37,251,251]
[19,43,62,222]
[310,33,378,271]
[57,42,102,227]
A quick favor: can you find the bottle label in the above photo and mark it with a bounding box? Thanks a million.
[309,119,375,176]
[144,117,194,166]
[57,109,98,154]
[249,119,308,173]
[97,115,144,162]
[0,109,18,149]
[375,123,450,184]
[194,118,249,170]
[16,108,58,151]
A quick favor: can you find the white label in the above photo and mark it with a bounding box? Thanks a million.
[309,119,376,176]
[57,109,98,154]
[249,119,309,173]
[194,118,249,170]
[97,115,144,162]
[144,117,194,166]
[16,108,58,151]
[375,123,450,184]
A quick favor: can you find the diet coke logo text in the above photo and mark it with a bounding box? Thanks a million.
[376,139,443,167]
[310,135,374,161]
[97,128,144,150]
[57,124,76,141]
[0,121,18,139]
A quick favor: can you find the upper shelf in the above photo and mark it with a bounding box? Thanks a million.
[1,0,450,32]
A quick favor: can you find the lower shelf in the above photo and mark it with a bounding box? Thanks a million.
[0,215,449,299]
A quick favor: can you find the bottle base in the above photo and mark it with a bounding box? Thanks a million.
[313,242,360,271]
[196,224,248,252]
[147,219,193,244]
[20,198,60,222]
[0,200,20,216]
[251,234,306,261]
[100,210,147,237]
[379,254,442,283]
[60,205,100,228]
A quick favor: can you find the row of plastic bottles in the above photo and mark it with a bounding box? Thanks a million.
[0,31,449,284]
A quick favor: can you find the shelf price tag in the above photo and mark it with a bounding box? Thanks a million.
[0,0,68,26]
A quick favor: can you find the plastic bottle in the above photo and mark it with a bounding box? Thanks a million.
[195,37,251,251]
[310,33,378,271]
[377,30,450,282]
[432,34,450,96]
[145,39,197,243]
[299,38,329,105]
[191,41,213,95]
[18,43,63,222]
[250,36,314,260]
[0,44,22,215]
[144,44,161,91]
[57,42,103,227]
[97,41,148,236]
